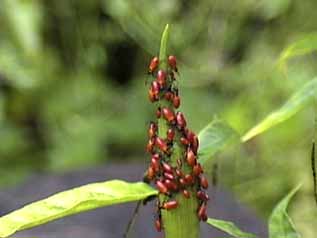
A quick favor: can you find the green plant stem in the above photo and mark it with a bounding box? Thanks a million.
[158,24,200,238]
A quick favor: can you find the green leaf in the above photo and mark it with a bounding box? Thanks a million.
[198,118,239,165]
[159,24,170,69]
[207,218,256,238]
[278,33,317,69]
[0,180,157,238]
[268,184,301,238]
[242,78,317,142]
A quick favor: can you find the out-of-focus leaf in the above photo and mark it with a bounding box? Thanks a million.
[207,218,256,238]
[0,45,38,89]
[242,78,317,142]
[0,180,157,238]
[268,184,301,238]
[278,33,317,68]
[198,118,239,165]
[3,0,42,55]
[258,0,291,20]
[102,0,159,54]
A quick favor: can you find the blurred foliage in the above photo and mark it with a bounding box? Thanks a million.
[0,0,317,236]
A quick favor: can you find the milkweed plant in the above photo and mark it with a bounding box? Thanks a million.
[0,24,303,238]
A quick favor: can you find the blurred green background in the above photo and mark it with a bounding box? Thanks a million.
[0,0,316,237]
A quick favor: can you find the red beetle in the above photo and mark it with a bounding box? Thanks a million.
[148,80,160,102]
[148,122,157,138]
[155,137,169,153]
[186,149,196,167]
[175,168,183,177]
[167,128,175,142]
[168,55,178,72]
[162,162,173,173]
[164,172,175,180]
[200,176,209,189]
[173,95,180,108]
[162,200,178,210]
[148,88,158,102]
[147,166,155,180]
[186,130,196,144]
[176,112,187,129]
[184,174,194,184]
[152,153,160,161]
[198,202,207,221]
[164,91,174,101]
[180,137,189,146]
[148,56,159,74]
[179,178,186,186]
[193,163,203,176]
[162,107,175,123]
[201,213,208,222]
[157,70,167,87]
[146,138,155,153]
[151,157,160,172]
[191,136,199,154]
[156,180,168,194]
[182,189,190,199]
[155,217,162,232]
[197,190,209,201]
[151,80,160,95]
[164,179,178,191]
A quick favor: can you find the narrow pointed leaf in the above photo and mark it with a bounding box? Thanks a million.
[198,118,239,165]
[278,33,317,68]
[242,78,317,142]
[0,180,157,238]
[159,24,169,69]
[268,184,301,238]
[207,218,256,238]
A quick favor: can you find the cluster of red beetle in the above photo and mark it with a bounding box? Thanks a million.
[145,55,209,233]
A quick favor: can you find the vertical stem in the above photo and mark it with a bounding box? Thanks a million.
[157,24,200,238]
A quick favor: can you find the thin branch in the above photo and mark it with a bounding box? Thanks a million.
[312,142,317,205]
[123,201,142,238]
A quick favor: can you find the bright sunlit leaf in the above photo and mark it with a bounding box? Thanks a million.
[0,180,157,238]
[198,118,239,165]
[278,33,317,69]
[207,218,256,238]
[268,184,301,238]
[242,78,317,142]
